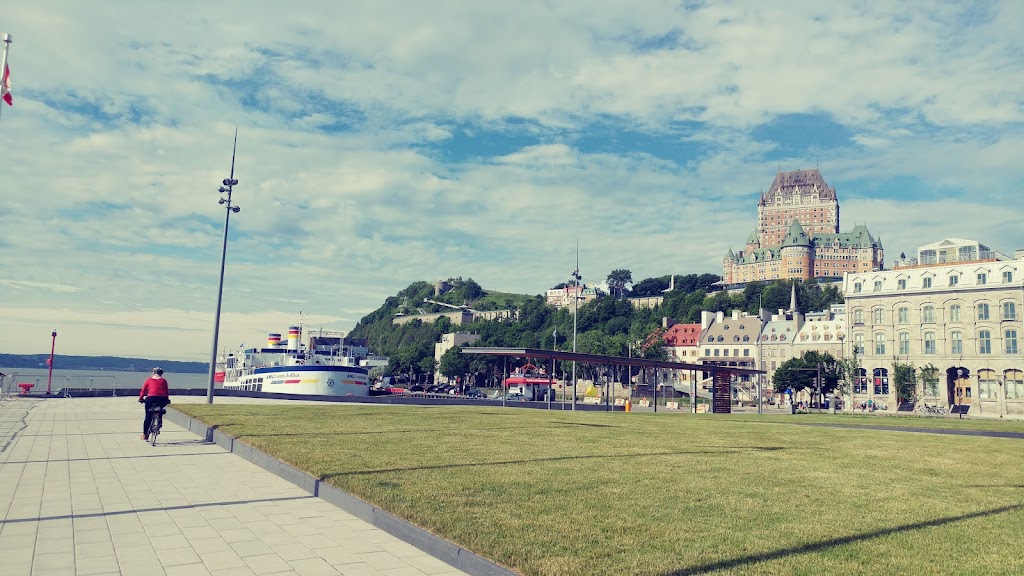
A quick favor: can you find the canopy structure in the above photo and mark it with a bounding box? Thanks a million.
[462,347,766,414]
[460,347,765,377]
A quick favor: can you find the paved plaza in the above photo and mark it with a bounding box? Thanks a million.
[0,396,468,576]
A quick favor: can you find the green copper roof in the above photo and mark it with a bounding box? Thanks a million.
[746,229,760,244]
[781,219,811,247]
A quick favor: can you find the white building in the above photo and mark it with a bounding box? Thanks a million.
[844,238,1024,417]
[434,332,481,384]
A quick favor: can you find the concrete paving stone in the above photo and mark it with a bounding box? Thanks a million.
[74,527,114,544]
[145,521,185,537]
[165,563,212,576]
[402,555,466,576]
[381,567,432,576]
[359,551,412,571]
[0,543,36,564]
[230,538,276,557]
[379,542,427,559]
[119,560,169,576]
[0,533,38,550]
[334,562,386,576]
[151,533,193,551]
[210,516,249,531]
[2,558,34,576]
[282,522,322,537]
[111,530,153,548]
[210,567,258,576]
[259,531,302,547]
[190,536,235,555]
[2,521,39,536]
[333,537,384,555]
[263,512,305,526]
[221,527,261,543]
[157,545,203,566]
[288,557,343,576]
[76,554,122,575]
[40,536,77,554]
[243,552,295,575]
[271,542,320,562]
[71,516,109,531]
[33,551,77,571]
[315,546,361,566]
[114,543,161,563]
[75,540,116,559]
[297,533,342,550]
[199,549,250,571]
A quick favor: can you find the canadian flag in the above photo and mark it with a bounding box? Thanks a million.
[1,62,10,106]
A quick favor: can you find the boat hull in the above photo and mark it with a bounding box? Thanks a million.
[223,365,370,396]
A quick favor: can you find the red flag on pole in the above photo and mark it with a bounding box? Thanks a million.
[1,62,10,106]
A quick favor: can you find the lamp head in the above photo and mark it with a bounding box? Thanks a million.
[231,206,240,213]
[218,198,226,204]
[218,187,227,193]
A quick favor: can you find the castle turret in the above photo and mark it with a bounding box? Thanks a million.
[781,220,812,280]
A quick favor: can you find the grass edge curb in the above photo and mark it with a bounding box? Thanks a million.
[165,406,519,576]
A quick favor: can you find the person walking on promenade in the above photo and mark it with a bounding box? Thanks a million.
[139,368,170,440]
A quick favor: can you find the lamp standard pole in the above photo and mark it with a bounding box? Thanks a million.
[571,267,581,411]
[206,129,241,404]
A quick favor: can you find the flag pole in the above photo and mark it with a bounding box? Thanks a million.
[0,33,11,123]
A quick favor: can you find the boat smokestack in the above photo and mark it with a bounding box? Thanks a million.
[288,326,300,351]
[268,333,281,348]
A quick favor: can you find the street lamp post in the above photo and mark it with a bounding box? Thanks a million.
[570,267,581,411]
[206,129,241,404]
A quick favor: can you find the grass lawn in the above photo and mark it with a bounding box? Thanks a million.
[177,404,1024,576]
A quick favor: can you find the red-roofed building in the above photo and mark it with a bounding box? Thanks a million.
[661,322,703,390]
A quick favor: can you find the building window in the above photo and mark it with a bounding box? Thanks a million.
[854,333,865,355]
[854,282,862,293]
[924,332,936,355]
[714,349,720,357]
[897,279,907,290]
[723,349,729,357]
[1003,302,1017,320]
[854,309,864,324]
[1004,271,1014,283]
[873,281,882,292]
[949,304,961,322]
[873,308,884,324]
[951,331,963,355]
[874,333,885,355]
[979,330,991,354]
[949,275,958,287]
[743,349,749,357]
[854,368,868,394]
[923,277,932,288]
[922,305,935,323]
[978,303,990,321]
[977,273,987,285]
[1007,330,1019,354]
[898,332,910,355]
[873,368,890,395]
[978,370,998,400]
[1006,370,1024,400]
[898,307,909,324]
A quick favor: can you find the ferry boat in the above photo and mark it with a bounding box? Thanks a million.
[217,326,371,396]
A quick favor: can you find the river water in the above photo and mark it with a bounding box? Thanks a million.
[0,367,209,394]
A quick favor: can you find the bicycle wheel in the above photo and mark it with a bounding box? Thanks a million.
[149,418,159,445]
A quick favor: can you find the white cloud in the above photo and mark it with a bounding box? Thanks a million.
[0,1,1021,359]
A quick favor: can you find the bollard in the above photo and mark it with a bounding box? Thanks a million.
[625,400,631,412]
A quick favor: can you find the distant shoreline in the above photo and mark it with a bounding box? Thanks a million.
[0,353,208,374]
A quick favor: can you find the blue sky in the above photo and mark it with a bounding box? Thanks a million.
[1,1,1022,360]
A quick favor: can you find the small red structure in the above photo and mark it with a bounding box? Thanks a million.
[18,382,34,394]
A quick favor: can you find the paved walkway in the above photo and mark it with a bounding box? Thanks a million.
[0,396,467,576]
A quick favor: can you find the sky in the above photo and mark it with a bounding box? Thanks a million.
[1,1,1022,361]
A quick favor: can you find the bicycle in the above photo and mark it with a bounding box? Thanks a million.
[147,405,166,445]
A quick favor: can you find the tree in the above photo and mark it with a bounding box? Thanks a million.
[892,358,917,404]
[835,351,862,411]
[920,363,941,399]
[606,269,632,299]
[439,345,471,380]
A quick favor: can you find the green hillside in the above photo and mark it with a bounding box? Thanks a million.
[0,354,207,373]
[347,275,844,385]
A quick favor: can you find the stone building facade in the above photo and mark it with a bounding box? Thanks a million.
[724,169,885,284]
[844,238,1024,416]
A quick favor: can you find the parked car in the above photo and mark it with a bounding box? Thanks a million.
[408,385,426,392]
[504,393,525,402]
[464,388,487,399]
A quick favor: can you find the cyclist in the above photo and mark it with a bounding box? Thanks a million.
[139,368,171,440]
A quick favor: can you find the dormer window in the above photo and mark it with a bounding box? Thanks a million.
[897,278,907,290]
[949,275,959,287]
[923,277,933,288]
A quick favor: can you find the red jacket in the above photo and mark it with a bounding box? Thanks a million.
[139,376,169,399]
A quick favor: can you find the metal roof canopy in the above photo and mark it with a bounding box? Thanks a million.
[461,347,765,377]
